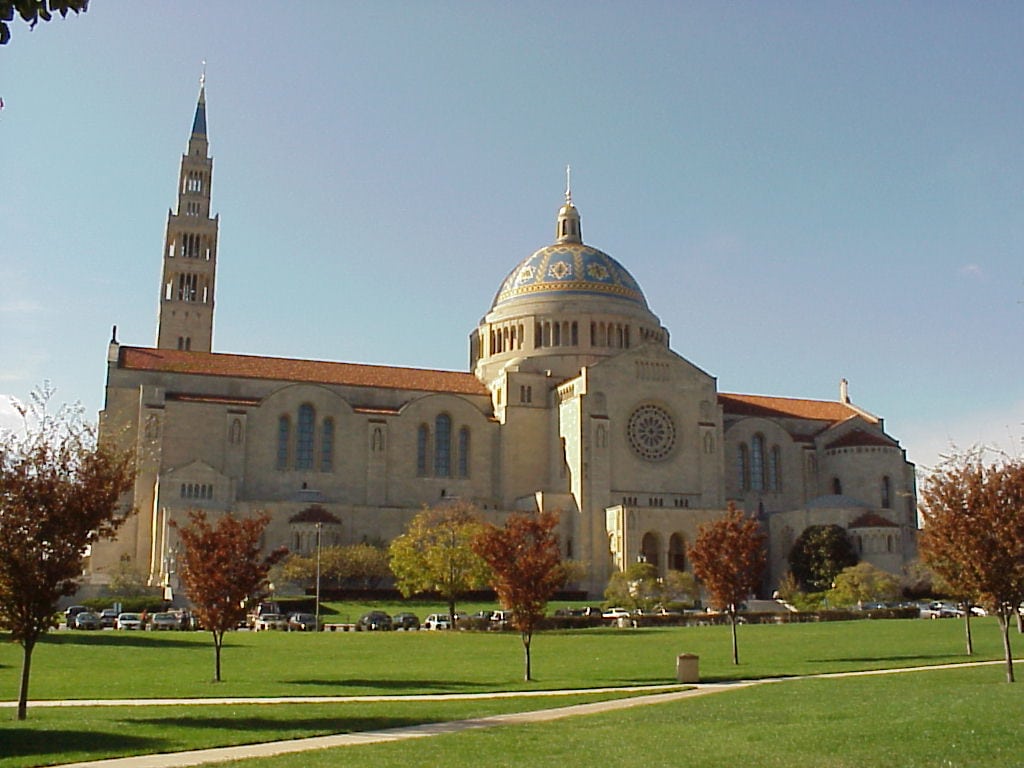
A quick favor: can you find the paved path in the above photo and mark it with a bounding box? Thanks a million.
[21,658,1019,768]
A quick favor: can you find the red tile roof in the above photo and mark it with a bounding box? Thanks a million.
[119,347,489,396]
[849,512,899,528]
[825,429,897,450]
[719,392,867,424]
[288,505,342,524]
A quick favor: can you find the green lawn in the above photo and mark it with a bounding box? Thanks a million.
[238,664,1019,768]
[0,617,1018,767]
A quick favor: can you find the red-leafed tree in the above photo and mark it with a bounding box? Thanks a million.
[173,510,285,682]
[0,386,134,720]
[474,511,564,681]
[0,1,89,45]
[919,450,1024,683]
[689,503,767,665]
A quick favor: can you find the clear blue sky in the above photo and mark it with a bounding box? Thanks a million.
[2,2,1022,473]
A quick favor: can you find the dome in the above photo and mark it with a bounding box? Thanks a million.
[491,243,649,310]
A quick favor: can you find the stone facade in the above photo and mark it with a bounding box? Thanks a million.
[88,88,918,598]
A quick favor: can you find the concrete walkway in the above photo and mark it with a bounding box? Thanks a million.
[26,659,1020,768]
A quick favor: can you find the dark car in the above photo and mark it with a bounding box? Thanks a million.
[288,612,318,631]
[357,611,393,631]
[74,611,103,630]
[392,612,420,630]
[64,605,88,626]
[99,608,120,628]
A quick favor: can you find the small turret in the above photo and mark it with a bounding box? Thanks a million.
[555,164,582,244]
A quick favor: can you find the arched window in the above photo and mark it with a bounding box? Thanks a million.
[276,416,290,470]
[416,424,429,476]
[320,417,335,472]
[832,477,843,495]
[296,404,315,470]
[751,435,765,491]
[434,414,452,477]
[458,427,470,477]
[768,446,781,491]
[881,476,891,508]
[737,444,750,490]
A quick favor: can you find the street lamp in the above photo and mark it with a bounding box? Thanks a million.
[314,522,322,630]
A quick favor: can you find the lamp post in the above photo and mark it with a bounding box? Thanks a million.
[315,522,322,630]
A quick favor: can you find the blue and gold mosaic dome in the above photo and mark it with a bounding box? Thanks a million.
[491,242,649,310]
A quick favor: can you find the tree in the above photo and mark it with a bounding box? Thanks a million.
[341,542,392,589]
[689,503,767,665]
[662,569,699,607]
[474,511,564,681]
[604,561,661,612]
[828,562,899,608]
[0,0,88,45]
[173,510,284,682]
[388,501,490,626]
[278,543,392,591]
[0,386,134,720]
[788,524,858,592]
[919,450,1024,682]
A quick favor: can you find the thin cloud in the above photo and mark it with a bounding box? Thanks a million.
[958,263,984,279]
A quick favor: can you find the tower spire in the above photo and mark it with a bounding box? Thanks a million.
[565,164,572,206]
[156,78,219,353]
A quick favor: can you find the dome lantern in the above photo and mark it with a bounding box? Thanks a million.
[556,164,582,244]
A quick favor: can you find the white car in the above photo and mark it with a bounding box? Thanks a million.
[254,613,288,631]
[116,612,144,630]
[602,607,632,620]
[422,613,451,630]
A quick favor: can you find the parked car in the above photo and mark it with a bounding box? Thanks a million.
[74,611,103,630]
[602,607,631,620]
[422,613,451,630]
[392,612,420,630]
[99,608,120,628]
[64,605,88,626]
[149,612,180,630]
[288,612,318,631]
[919,601,961,619]
[116,612,144,630]
[490,610,515,628]
[254,613,289,631]
[357,611,394,631]
[247,601,282,629]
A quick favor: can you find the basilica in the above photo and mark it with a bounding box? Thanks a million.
[89,86,919,598]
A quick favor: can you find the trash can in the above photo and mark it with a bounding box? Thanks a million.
[676,653,699,683]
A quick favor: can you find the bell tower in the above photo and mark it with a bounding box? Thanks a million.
[156,75,219,352]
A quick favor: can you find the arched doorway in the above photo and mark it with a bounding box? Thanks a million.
[668,533,686,571]
[641,532,660,570]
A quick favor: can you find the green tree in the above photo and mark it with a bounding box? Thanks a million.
[0,387,134,719]
[278,543,392,592]
[107,558,150,599]
[788,524,859,592]
[689,503,767,665]
[604,561,660,612]
[474,511,564,680]
[919,450,1024,682]
[342,542,392,589]
[173,511,284,682]
[828,562,899,608]
[662,569,700,607]
[388,501,490,626]
[0,0,88,45]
